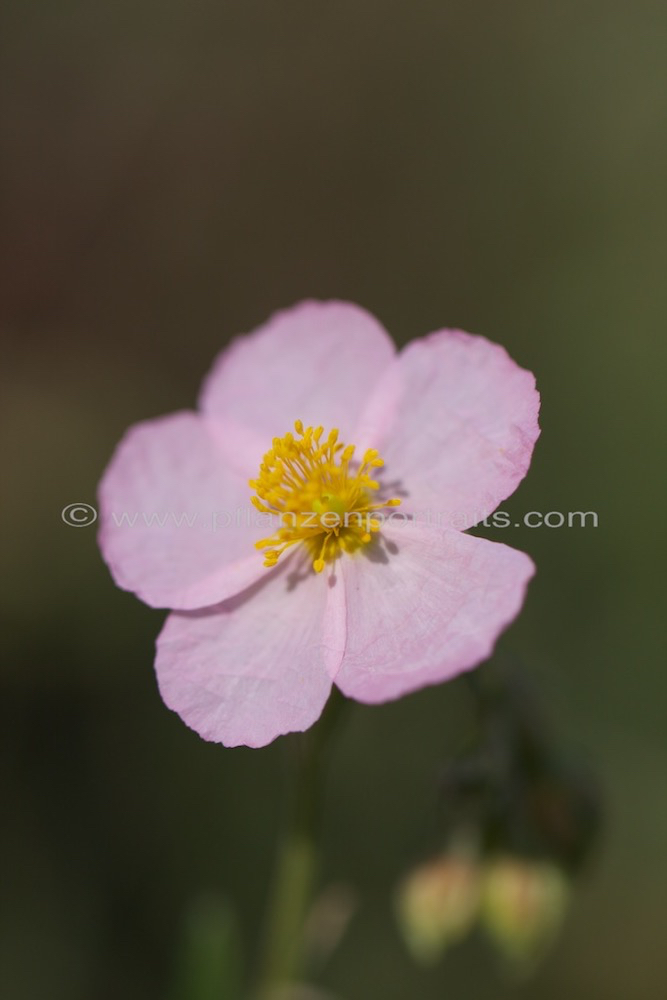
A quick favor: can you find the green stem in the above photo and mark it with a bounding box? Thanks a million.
[255,689,347,998]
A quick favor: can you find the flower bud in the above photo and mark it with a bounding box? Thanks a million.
[395,854,482,964]
[481,856,570,966]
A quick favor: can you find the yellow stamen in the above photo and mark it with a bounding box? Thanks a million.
[250,420,401,572]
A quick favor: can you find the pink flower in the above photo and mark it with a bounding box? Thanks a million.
[98,301,540,747]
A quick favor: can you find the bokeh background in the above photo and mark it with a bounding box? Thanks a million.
[2,2,666,998]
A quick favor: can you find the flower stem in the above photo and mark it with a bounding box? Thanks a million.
[255,689,347,998]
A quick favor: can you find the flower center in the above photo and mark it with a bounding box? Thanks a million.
[250,420,401,572]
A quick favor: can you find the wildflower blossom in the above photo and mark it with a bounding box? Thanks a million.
[98,301,539,746]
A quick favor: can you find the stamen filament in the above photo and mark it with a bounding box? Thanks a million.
[251,421,401,573]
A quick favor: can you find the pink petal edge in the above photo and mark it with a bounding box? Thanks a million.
[354,329,540,528]
[199,300,397,465]
[332,520,535,703]
[98,411,267,610]
[155,561,334,747]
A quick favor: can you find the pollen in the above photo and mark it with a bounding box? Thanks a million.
[249,421,401,572]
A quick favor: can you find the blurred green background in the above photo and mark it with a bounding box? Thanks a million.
[2,2,666,998]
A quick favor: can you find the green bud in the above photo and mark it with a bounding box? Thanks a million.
[481,856,570,967]
[395,853,482,965]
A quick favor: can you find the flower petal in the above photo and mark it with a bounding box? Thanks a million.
[155,564,335,747]
[98,412,265,609]
[355,331,540,528]
[333,522,535,703]
[199,300,396,467]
